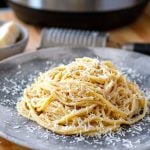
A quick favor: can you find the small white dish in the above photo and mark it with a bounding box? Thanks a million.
[0,20,29,60]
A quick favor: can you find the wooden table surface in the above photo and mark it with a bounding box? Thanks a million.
[0,4,150,149]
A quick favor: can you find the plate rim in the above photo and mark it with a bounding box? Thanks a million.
[0,46,150,64]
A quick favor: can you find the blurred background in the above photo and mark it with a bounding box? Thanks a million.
[0,0,7,8]
[0,0,150,53]
[1,0,149,31]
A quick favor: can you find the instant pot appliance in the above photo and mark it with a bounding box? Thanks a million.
[7,0,149,30]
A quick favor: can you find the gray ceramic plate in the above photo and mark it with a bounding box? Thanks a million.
[0,47,150,150]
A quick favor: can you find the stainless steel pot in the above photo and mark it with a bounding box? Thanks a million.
[9,0,148,12]
[7,0,149,30]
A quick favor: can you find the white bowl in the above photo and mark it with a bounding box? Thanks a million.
[0,20,29,60]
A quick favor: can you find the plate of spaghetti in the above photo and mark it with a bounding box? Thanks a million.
[0,47,150,150]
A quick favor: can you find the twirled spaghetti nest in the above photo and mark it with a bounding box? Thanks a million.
[17,57,148,136]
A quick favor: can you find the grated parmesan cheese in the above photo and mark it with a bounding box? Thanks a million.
[0,60,150,150]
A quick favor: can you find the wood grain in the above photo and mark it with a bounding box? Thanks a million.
[0,3,150,149]
[0,138,27,150]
